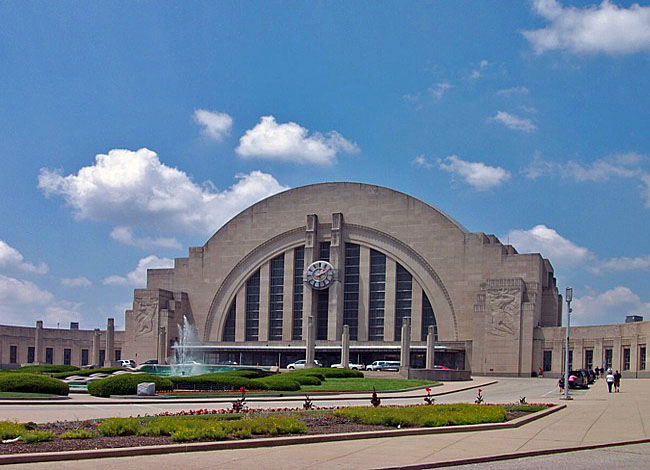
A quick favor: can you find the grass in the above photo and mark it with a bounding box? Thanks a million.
[334,403,508,428]
[301,378,437,392]
[0,391,58,398]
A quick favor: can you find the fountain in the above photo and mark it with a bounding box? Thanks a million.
[170,316,205,376]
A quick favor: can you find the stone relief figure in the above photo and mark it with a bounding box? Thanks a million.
[486,288,520,337]
[134,298,158,337]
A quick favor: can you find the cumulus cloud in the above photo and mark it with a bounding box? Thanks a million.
[496,86,530,96]
[589,255,650,274]
[38,148,288,235]
[428,82,453,100]
[103,255,174,287]
[524,0,650,55]
[193,109,233,141]
[490,111,537,133]
[506,224,593,266]
[0,274,81,327]
[469,60,489,79]
[0,240,48,274]
[523,153,650,207]
[572,286,650,325]
[438,156,511,191]
[235,116,359,165]
[412,155,433,169]
[60,276,92,288]
[110,226,181,250]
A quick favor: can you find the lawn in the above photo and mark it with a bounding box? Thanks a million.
[0,391,59,398]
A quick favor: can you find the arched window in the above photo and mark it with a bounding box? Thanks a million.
[245,270,260,341]
[394,263,412,340]
[222,301,236,341]
[422,293,438,341]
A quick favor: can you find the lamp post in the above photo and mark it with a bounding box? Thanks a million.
[563,287,573,400]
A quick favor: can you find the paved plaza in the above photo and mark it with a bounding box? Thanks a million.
[1,376,649,468]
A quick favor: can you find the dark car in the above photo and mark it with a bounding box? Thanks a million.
[569,370,589,389]
[141,359,159,365]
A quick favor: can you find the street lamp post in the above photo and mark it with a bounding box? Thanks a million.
[563,287,573,400]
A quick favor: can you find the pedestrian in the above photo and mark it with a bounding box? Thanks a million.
[558,377,564,393]
[538,367,544,378]
[606,370,615,393]
[614,370,621,392]
[594,367,600,379]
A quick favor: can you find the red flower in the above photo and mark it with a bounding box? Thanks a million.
[240,387,246,392]
[478,389,483,393]
[425,387,431,392]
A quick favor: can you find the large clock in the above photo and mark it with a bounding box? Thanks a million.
[305,260,335,290]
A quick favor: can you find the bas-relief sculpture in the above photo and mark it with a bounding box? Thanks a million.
[486,287,520,337]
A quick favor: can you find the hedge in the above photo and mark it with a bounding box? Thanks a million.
[252,374,301,391]
[16,365,80,375]
[283,374,321,386]
[87,374,173,397]
[0,373,69,395]
[169,373,267,391]
[52,368,122,379]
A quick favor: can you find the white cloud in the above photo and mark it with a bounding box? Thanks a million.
[524,0,650,55]
[589,255,650,274]
[490,111,537,133]
[235,116,359,165]
[110,226,181,250]
[38,148,288,235]
[428,82,453,100]
[469,60,489,79]
[103,255,174,287]
[412,154,433,169]
[506,224,592,266]
[60,276,92,288]
[0,240,48,274]
[438,155,511,191]
[0,274,81,327]
[193,109,233,141]
[572,287,650,325]
[497,86,530,96]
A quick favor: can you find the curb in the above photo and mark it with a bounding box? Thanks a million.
[0,402,562,466]
[0,381,497,406]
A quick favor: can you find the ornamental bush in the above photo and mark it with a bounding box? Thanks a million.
[253,374,301,391]
[284,374,321,386]
[0,373,69,395]
[168,373,267,391]
[316,368,364,379]
[16,365,80,375]
[87,374,172,397]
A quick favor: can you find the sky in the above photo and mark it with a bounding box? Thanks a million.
[0,0,649,330]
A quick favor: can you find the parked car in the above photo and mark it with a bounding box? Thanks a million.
[432,365,452,370]
[119,359,136,368]
[366,360,400,371]
[286,359,322,369]
[569,369,590,389]
[331,362,365,370]
[141,359,158,365]
[216,360,238,365]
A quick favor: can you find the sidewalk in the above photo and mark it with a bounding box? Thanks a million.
[3,378,649,469]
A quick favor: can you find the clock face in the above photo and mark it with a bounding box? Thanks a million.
[305,260,335,290]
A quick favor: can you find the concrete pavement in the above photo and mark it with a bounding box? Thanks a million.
[2,377,649,469]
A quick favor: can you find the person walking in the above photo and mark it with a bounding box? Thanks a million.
[614,370,622,392]
[558,377,564,393]
[606,370,615,393]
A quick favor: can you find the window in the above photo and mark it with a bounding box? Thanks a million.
[99,349,105,365]
[63,348,71,365]
[115,349,121,361]
[421,294,438,341]
[604,348,613,369]
[568,350,573,371]
[319,242,330,262]
[640,347,646,370]
[343,243,360,340]
[81,349,89,366]
[292,247,304,340]
[268,254,284,341]
[585,349,593,370]
[623,348,630,371]
[394,264,412,340]
[9,346,17,364]
[316,290,329,340]
[222,301,236,341]
[368,249,386,341]
[245,270,260,341]
[543,350,552,372]
[45,347,53,364]
[27,347,35,364]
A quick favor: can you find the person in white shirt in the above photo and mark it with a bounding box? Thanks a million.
[606,371,615,393]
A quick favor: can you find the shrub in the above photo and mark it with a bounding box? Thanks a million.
[16,365,79,375]
[171,425,227,442]
[0,373,68,395]
[286,374,321,386]
[316,368,364,379]
[20,431,54,443]
[0,421,27,440]
[52,368,122,379]
[169,373,266,391]
[87,374,172,397]
[60,429,95,439]
[97,418,140,437]
[253,375,301,391]
[221,369,268,379]
[335,404,507,428]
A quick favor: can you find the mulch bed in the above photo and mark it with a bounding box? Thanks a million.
[0,410,529,455]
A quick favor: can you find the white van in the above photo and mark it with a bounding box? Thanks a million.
[366,360,400,371]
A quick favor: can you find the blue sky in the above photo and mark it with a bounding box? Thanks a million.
[0,1,649,329]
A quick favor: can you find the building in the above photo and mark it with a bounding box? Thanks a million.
[124,182,564,375]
